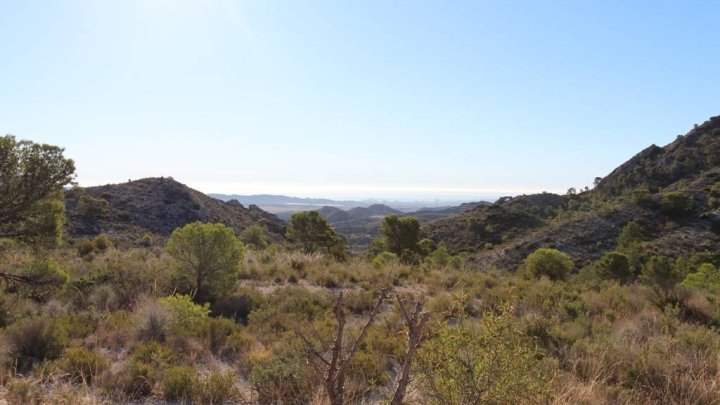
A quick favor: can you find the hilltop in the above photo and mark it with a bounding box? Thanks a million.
[64,177,285,243]
[425,115,720,269]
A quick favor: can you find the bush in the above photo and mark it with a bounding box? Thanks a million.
[523,248,573,280]
[93,234,112,251]
[194,369,237,404]
[212,292,262,325]
[134,299,172,342]
[680,263,720,295]
[161,294,210,336]
[6,317,67,372]
[660,192,694,217]
[5,379,43,405]
[162,366,198,403]
[372,251,398,268]
[21,258,68,301]
[594,252,633,283]
[416,305,551,404]
[56,347,107,384]
[240,225,269,250]
[76,239,96,256]
[631,187,653,206]
[251,355,313,405]
[106,341,176,399]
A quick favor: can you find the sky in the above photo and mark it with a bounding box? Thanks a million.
[1,0,720,200]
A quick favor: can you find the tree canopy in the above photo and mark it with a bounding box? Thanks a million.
[0,135,75,248]
[165,222,244,304]
[286,211,348,260]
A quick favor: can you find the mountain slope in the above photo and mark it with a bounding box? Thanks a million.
[425,116,720,269]
[65,177,285,242]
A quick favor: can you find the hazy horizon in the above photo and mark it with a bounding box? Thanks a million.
[3,1,720,196]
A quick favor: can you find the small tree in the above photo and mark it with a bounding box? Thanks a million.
[594,252,633,283]
[378,215,422,264]
[0,135,75,248]
[286,211,348,260]
[523,248,573,280]
[240,225,269,250]
[165,222,244,304]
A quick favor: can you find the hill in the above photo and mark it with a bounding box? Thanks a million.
[425,116,720,269]
[64,177,285,243]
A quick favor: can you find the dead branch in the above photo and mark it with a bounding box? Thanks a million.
[297,288,390,405]
[390,296,431,405]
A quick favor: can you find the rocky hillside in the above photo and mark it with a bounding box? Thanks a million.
[425,115,720,269]
[64,177,285,242]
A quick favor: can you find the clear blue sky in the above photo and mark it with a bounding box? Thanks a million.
[2,1,719,200]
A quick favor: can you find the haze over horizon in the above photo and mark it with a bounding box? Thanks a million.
[2,1,720,200]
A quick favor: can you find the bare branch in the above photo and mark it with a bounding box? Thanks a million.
[391,296,432,405]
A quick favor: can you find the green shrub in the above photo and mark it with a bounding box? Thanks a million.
[21,258,68,301]
[240,225,269,250]
[416,305,551,404]
[93,234,112,251]
[194,369,236,404]
[251,356,312,405]
[594,252,633,283]
[205,316,241,354]
[6,317,67,372]
[162,366,198,403]
[76,239,95,256]
[56,347,107,384]
[211,292,262,325]
[372,251,398,268]
[5,379,43,405]
[106,341,176,398]
[641,255,681,293]
[631,187,653,206]
[523,248,573,280]
[680,263,720,295]
[660,192,694,217]
[161,294,210,336]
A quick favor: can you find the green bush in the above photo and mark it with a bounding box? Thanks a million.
[594,252,633,283]
[211,292,262,325]
[56,347,107,384]
[76,239,96,256]
[93,234,112,251]
[6,317,67,372]
[194,369,236,404]
[372,251,398,268]
[680,263,720,295]
[161,294,210,336]
[660,192,694,217]
[523,248,573,280]
[162,366,198,403]
[251,355,312,405]
[5,379,43,405]
[165,222,244,303]
[631,187,653,206]
[416,305,551,404]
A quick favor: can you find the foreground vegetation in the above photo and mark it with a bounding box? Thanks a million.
[2,236,720,404]
[3,132,720,404]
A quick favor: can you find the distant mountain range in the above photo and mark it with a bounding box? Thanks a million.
[209,194,361,207]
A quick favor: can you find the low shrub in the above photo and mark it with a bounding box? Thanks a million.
[6,317,67,372]
[56,347,107,384]
[194,369,237,404]
[162,366,198,403]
